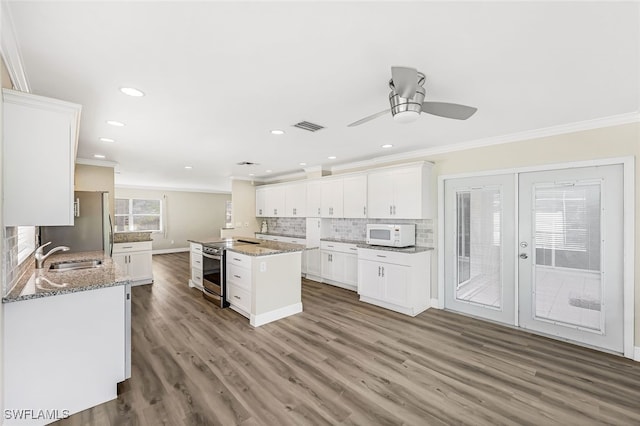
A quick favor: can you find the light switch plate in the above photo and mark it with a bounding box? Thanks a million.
[260,261,267,272]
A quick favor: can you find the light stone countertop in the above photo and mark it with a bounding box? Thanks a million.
[254,232,306,239]
[3,251,130,303]
[113,231,153,243]
[320,237,366,245]
[356,244,434,254]
[188,237,305,257]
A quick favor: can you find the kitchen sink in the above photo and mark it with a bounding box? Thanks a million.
[49,259,103,272]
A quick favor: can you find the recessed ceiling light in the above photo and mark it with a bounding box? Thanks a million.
[120,87,145,97]
[328,156,337,160]
[265,169,272,173]
[100,137,115,143]
[184,166,193,169]
[381,144,393,149]
[299,162,307,166]
[94,154,106,159]
[249,173,255,176]
[106,120,125,127]
[270,129,285,135]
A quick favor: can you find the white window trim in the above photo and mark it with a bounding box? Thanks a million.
[115,198,163,232]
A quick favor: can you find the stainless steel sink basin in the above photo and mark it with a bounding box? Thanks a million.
[49,259,103,272]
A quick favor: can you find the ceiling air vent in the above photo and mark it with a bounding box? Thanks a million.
[293,121,324,132]
[236,161,259,166]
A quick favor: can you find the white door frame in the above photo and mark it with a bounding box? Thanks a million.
[437,156,635,359]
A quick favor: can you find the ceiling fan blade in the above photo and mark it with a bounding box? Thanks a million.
[391,66,417,98]
[421,102,477,120]
[347,109,390,127]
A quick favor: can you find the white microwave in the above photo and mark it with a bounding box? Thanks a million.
[366,224,415,247]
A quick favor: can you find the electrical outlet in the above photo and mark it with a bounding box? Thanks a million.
[260,262,267,272]
[244,222,249,227]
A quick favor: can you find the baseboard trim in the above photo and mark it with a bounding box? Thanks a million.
[152,247,189,255]
[634,346,640,362]
[251,302,303,327]
[321,279,357,292]
[359,296,429,317]
[430,298,441,309]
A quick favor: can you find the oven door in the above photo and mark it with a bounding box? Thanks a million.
[202,252,226,307]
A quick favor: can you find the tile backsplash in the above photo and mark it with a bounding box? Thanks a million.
[3,226,35,296]
[322,218,434,247]
[262,217,434,247]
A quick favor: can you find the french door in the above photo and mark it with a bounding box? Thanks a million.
[444,165,624,353]
[443,175,516,325]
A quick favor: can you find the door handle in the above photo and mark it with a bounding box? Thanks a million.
[519,253,528,259]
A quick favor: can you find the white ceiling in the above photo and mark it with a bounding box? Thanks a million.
[6,1,639,192]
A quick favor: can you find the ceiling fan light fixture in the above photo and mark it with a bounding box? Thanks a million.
[393,111,420,123]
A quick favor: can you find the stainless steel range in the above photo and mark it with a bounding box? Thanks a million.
[201,239,260,307]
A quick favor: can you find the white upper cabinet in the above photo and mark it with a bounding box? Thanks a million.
[3,89,81,226]
[306,180,322,218]
[342,174,367,218]
[367,162,433,219]
[284,182,306,217]
[265,185,286,217]
[255,186,267,217]
[320,178,343,218]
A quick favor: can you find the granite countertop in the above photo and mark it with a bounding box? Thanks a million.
[254,232,306,239]
[3,251,130,303]
[189,237,305,257]
[321,237,366,245]
[356,244,434,254]
[114,231,153,243]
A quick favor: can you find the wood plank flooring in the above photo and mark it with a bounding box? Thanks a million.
[56,252,640,425]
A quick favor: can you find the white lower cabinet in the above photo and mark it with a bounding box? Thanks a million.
[320,241,359,291]
[113,242,153,286]
[357,248,431,316]
[255,234,307,275]
[188,242,204,289]
[226,253,252,317]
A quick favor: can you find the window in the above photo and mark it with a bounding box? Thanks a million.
[225,200,233,228]
[115,198,162,232]
[17,226,36,264]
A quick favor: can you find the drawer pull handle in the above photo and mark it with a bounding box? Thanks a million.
[350,248,357,251]
[233,258,241,261]
[233,274,241,279]
[327,245,334,248]
[122,246,133,249]
[234,295,241,299]
[195,260,201,263]
[376,255,387,258]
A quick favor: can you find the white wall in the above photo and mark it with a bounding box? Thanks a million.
[114,187,230,251]
[230,179,260,238]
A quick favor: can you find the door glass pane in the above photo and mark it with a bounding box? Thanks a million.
[533,182,602,331]
[455,188,502,308]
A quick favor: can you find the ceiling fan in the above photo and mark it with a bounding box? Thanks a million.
[348,66,478,127]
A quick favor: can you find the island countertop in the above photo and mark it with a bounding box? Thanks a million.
[188,237,305,257]
[3,251,130,303]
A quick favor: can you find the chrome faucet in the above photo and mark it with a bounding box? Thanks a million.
[35,242,70,269]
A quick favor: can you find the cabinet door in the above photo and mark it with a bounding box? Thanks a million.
[367,170,394,218]
[265,186,286,217]
[331,251,346,282]
[343,253,358,286]
[358,260,382,297]
[128,252,153,282]
[112,253,127,275]
[383,263,410,306]
[392,167,421,219]
[4,92,79,226]
[320,251,333,280]
[306,181,322,217]
[321,179,343,218]
[255,187,267,217]
[342,174,367,218]
[305,248,321,277]
[285,183,307,217]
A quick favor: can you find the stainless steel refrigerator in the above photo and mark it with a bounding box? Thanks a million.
[40,191,113,255]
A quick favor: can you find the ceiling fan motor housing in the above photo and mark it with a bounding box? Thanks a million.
[389,85,425,123]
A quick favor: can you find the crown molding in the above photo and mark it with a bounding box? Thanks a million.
[76,157,119,168]
[114,183,231,195]
[260,170,307,184]
[331,112,640,173]
[230,175,266,183]
[0,1,29,92]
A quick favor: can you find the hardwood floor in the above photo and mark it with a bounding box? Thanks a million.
[57,252,640,425]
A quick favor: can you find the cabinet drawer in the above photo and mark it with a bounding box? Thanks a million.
[320,241,358,254]
[227,284,251,314]
[190,253,203,270]
[191,268,203,286]
[226,263,251,290]
[357,248,414,266]
[227,252,251,268]
[113,241,152,253]
[190,242,203,253]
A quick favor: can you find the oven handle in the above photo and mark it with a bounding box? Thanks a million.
[202,252,222,260]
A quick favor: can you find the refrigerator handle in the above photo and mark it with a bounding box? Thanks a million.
[74,198,80,217]
[109,214,114,257]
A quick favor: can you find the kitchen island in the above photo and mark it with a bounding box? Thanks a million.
[189,237,304,327]
[3,251,130,425]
